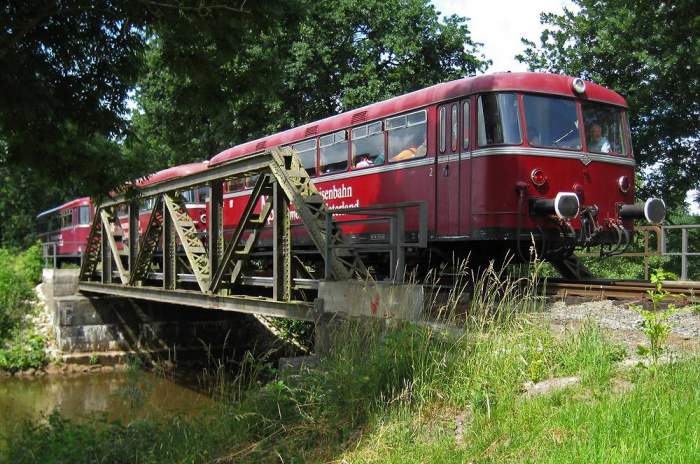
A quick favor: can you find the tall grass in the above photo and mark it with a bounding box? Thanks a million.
[5,257,693,463]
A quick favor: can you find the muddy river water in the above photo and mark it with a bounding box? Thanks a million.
[0,370,213,439]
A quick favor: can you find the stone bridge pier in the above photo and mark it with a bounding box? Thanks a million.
[42,269,289,366]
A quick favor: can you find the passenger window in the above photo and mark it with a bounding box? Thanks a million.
[352,122,385,169]
[141,198,156,212]
[181,190,195,203]
[451,104,458,151]
[226,178,246,192]
[196,186,209,203]
[246,174,261,189]
[292,139,317,176]
[79,206,90,225]
[319,130,348,174]
[477,93,522,146]
[387,110,427,162]
[438,106,446,153]
[463,100,470,149]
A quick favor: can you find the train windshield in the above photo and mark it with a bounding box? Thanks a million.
[523,95,581,149]
[582,102,627,155]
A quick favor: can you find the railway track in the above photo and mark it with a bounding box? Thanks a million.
[545,278,700,302]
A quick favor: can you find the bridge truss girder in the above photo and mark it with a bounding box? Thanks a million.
[79,147,365,315]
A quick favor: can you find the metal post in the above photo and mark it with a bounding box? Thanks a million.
[101,209,112,284]
[643,228,649,281]
[389,216,397,281]
[272,181,292,301]
[324,212,333,281]
[397,208,406,283]
[682,227,688,281]
[163,198,176,290]
[129,201,139,279]
[208,180,223,291]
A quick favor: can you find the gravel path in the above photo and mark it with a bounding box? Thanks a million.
[541,298,700,355]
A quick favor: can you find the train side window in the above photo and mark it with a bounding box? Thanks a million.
[226,178,246,192]
[477,93,522,146]
[387,110,427,162]
[451,104,458,151]
[62,210,73,228]
[181,190,195,203]
[79,206,91,225]
[292,138,317,176]
[438,106,446,153]
[196,186,209,203]
[246,174,261,188]
[141,198,156,212]
[352,121,385,169]
[463,100,470,149]
[319,130,348,174]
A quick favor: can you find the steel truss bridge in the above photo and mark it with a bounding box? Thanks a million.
[78,147,427,322]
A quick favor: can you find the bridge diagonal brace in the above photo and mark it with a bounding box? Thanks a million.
[210,174,274,293]
[163,193,211,292]
[78,208,104,281]
[99,209,129,284]
[268,147,367,280]
[129,196,164,285]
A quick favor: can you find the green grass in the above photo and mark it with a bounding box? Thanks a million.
[2,260,698,462]
[344,356,700,463]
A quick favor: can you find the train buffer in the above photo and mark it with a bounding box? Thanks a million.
[78,147,428,324]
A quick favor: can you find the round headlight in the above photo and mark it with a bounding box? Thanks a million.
[618,175,630,193]
[200,213,207,224]
[572,77,586,94]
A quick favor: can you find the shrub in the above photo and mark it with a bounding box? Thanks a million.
[0,328,47,372]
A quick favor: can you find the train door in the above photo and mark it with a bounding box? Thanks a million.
[459,98,472,236]
[436,102,461,236]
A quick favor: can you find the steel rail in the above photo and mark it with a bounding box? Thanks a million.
[545,279,700,300]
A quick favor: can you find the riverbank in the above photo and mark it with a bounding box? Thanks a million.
[3,297,699,462]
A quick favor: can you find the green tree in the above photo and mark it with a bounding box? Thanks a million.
[518,0,700,209]
[132,0,489,167]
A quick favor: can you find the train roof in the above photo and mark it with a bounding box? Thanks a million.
[210,72,628,166]
[136,161,209,187]
[37,196,92,218]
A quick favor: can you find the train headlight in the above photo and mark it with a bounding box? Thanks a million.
[530,168,547,187]
[200,214,207,224]
[618,176,630,193]
[572,77,586,94]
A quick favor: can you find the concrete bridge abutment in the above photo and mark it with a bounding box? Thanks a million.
[41,269,290,366]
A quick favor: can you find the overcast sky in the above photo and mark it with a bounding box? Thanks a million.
[431,0,699,214]
[431,0,576,73]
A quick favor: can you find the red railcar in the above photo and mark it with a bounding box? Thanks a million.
[36,197,94,264]
[38,163,210,267]
[209,72,664,273]
[118,162,210,240]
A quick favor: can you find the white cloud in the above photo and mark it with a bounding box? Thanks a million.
[432,0,575,73]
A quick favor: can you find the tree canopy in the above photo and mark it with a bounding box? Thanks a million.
[518,0,700,209]
[0,0,488,246]
[132,0,489,168]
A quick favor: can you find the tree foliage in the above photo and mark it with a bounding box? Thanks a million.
[132,0,489,167]
[518,0,700,209]
[0,1,151,192]
[0,0,487,246]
